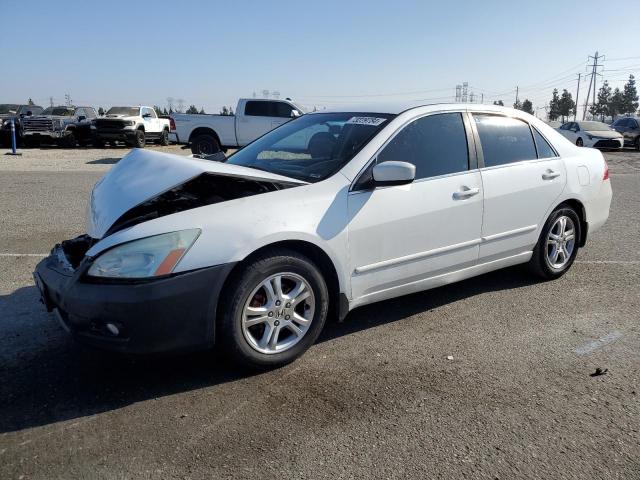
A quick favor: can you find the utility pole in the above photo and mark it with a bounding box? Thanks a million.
[574,73,581,121]
[582,51,604,120]
[49,96,54,107]
[481,93,484,104]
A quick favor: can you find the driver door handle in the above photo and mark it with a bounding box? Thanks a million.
[452,186,480,200]
[542,169,561,180]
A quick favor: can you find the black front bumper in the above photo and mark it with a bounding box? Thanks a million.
[94,129,136,141]
[34,247,236,354]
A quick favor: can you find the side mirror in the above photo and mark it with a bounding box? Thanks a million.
[372,161,416,187]
[290,109,301,118]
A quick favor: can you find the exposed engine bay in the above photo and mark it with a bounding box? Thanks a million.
[104,172,300,237]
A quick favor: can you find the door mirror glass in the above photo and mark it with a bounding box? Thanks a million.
[372,161,416,186]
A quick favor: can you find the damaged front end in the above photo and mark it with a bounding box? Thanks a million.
[33,149,304,353]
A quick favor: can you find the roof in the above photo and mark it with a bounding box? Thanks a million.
[311,101,522,116]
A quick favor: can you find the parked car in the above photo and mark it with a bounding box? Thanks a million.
[34,104,611,368]
[611,116,640,150]
[22,106,97,147]
[0,103,44,146]
[557,121,623,149]
[170,98,304,155]
[92,106,170,148]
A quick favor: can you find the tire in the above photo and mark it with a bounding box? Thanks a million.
[62,131,76,148]
[159,129,169,146]
[191,133,220,155]
[218,249,329,369]
[635,136,639,151]
[576,137,583,147]
[93,138,105,148]
[529,205,581,280]
[133,129,145,148]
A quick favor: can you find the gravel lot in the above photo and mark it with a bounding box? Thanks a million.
[1,145,639,479]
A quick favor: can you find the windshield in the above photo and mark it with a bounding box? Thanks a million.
[0,104,20,114]
[106,107,140,116]
[580,121,612,131]
[225,112,394,182]
[41,107,74,116]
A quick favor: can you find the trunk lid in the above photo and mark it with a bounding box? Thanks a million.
[87,149,306,238]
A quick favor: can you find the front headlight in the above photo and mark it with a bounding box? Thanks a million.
[87,229,200,278]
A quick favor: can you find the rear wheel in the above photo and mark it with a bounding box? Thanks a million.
[219,249,329,369]
[529,206,581,280]
[159,129,169,146]
[191,133,220,155]
[576,137,583,147]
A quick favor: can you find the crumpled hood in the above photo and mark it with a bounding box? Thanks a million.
[86,149,306,239]
[585,130,622,139]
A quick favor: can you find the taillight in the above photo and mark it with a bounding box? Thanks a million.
[169,117,176,131]
[603,159,609,180]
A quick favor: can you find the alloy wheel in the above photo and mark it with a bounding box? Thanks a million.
[241,272,315,354]
[546,215,576,269]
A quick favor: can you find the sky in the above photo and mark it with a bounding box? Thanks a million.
[1,0,638,116]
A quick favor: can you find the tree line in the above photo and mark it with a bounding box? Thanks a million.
[492,98,535,115]
[547,74,637,123]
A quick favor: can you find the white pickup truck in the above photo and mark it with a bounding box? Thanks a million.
[170,98,304,154]
[92,106,171,148]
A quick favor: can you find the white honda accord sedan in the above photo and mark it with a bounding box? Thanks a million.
[34,103,612,368]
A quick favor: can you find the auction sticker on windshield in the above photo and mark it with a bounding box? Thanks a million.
[346,116,388,126]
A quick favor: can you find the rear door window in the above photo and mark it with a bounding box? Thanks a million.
[245,101,270,117]
[473,114,537,167]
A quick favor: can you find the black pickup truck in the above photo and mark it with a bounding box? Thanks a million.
[0,104,44,146]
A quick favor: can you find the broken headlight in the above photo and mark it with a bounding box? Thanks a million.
[87,229,200,278]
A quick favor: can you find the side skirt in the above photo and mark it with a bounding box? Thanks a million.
[348,251,533,310]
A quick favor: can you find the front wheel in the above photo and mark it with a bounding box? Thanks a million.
[218,249,329,369]
[133,129,145,148]
[529,206,581,280]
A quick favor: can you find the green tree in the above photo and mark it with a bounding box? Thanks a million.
[186,105,199,114]
[229,106,234,116]
[622,74,639,115]
[513,99,522,110]
[98,107,105,116]
[153,105,164,116]
[589,81,611,122]
[493,100,504,106]
[609,88,626,121]
[557,89,575,123]
[27,98,35,106]
[548,89,561,121]
[520,99,534,115]
[199,107,206,114]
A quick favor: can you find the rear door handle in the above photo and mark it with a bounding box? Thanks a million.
[452,186,480,200]
[542,169,561,180]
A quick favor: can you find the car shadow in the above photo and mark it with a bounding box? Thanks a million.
[0,266,537,434]
[86,157,121,165]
